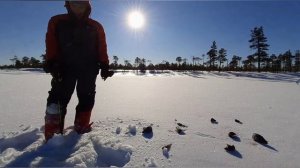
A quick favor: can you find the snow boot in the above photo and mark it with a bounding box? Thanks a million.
[74,111,93,134]
[44,103,65,141]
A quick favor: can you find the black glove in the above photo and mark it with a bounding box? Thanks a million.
[43,60,63,80]
[99,63,114,81]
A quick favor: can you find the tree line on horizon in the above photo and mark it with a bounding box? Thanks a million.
[1,26,300,73]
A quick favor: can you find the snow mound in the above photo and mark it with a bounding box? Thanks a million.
[144,157,158,167]
[0,121,134,167]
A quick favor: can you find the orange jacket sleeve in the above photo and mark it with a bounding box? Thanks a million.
[96,23,109,65]
[45,16,59,61]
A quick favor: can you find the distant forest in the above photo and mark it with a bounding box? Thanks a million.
[1,26,300,73]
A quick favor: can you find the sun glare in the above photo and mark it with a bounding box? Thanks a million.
[127,10,145,29]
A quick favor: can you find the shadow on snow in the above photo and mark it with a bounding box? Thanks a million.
[1,127,132,167]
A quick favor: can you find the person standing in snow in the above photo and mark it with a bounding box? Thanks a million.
[43,0,113,141]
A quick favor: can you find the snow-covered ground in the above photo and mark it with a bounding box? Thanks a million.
[0,69,300,167]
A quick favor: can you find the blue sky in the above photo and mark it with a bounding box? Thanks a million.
[0,0,300,65]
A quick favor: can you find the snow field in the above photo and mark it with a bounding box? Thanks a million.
[1,70,300,167]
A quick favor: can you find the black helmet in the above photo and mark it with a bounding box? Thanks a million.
[65,0,91,7]
[65,0,91,18]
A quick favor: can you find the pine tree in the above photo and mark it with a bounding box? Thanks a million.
[270,54,279,72]
[10,55,19,67]
[207,41,218,70]
[22,56,30,67]
[230,55,242,70]
[192,57,201,66]
[243,55,255,71]
[217,48,227,72]
[30,57,41,68]
[282,50,293,72]
[15,60,22,69]
[176,57,182,66]
[40,54,46,66]
[134,57,141,68]
[295,50,300,72]
[113,55,119,68]
[249,26,269,72]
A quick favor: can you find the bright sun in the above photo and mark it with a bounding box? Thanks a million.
[127,10,145,29]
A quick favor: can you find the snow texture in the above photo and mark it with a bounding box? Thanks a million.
[127,125,137,136]
[1,69,300,167]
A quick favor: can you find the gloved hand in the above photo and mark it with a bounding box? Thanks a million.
[43,60,63,80]
[99,62,114,81]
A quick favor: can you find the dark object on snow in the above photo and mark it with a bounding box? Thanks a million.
[211,118,218,124]
[162,144,172,151]
[224,144,236,152]
[177,123,188,128]
[252,133,268,144]
[176,126,186,135]
[235,119,243,124]
[228,132,237,138]
[142,126,153,134]
[228,131,240,142]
